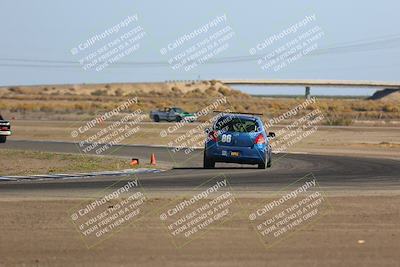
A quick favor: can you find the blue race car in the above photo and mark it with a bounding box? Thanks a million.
[203,112,275,169]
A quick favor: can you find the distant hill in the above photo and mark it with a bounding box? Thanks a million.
[0,81,247,98]
[368,88,400,101]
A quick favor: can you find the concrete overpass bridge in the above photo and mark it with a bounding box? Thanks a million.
[220,79,400,98]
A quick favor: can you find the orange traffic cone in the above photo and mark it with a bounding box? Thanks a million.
[150,153,157,165]
[130,158,139,166]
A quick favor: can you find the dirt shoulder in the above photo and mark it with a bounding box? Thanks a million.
[0,195,398,266]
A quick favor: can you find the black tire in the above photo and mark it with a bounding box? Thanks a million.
[258,162,266,169]
[154,115,160,122]
[258,152,269,169]
[203,152,215,169]
[176,116,182,122]
[267,150,272,168]
[0,136,6,143]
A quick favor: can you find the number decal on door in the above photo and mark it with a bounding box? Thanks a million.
[221,134,232,143]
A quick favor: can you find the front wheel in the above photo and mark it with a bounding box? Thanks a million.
[203,152,215,169]
[153,115,160,122]
[0,136,6,143]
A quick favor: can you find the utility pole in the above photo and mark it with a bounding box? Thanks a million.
[305,86,311,99]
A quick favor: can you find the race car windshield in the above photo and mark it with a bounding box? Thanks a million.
[215,117,259,133]
[172,108,184,113]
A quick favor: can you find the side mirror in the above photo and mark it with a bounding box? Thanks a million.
[267,132,276,138]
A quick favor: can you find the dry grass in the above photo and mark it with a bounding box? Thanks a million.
[0,81,399,124]
[0,149,135,176]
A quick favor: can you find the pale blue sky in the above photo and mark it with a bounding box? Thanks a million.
[0,0,399,95]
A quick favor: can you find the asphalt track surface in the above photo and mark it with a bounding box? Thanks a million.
[0,140,399,191]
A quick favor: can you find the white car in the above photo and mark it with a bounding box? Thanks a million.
[149,107,197,122]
